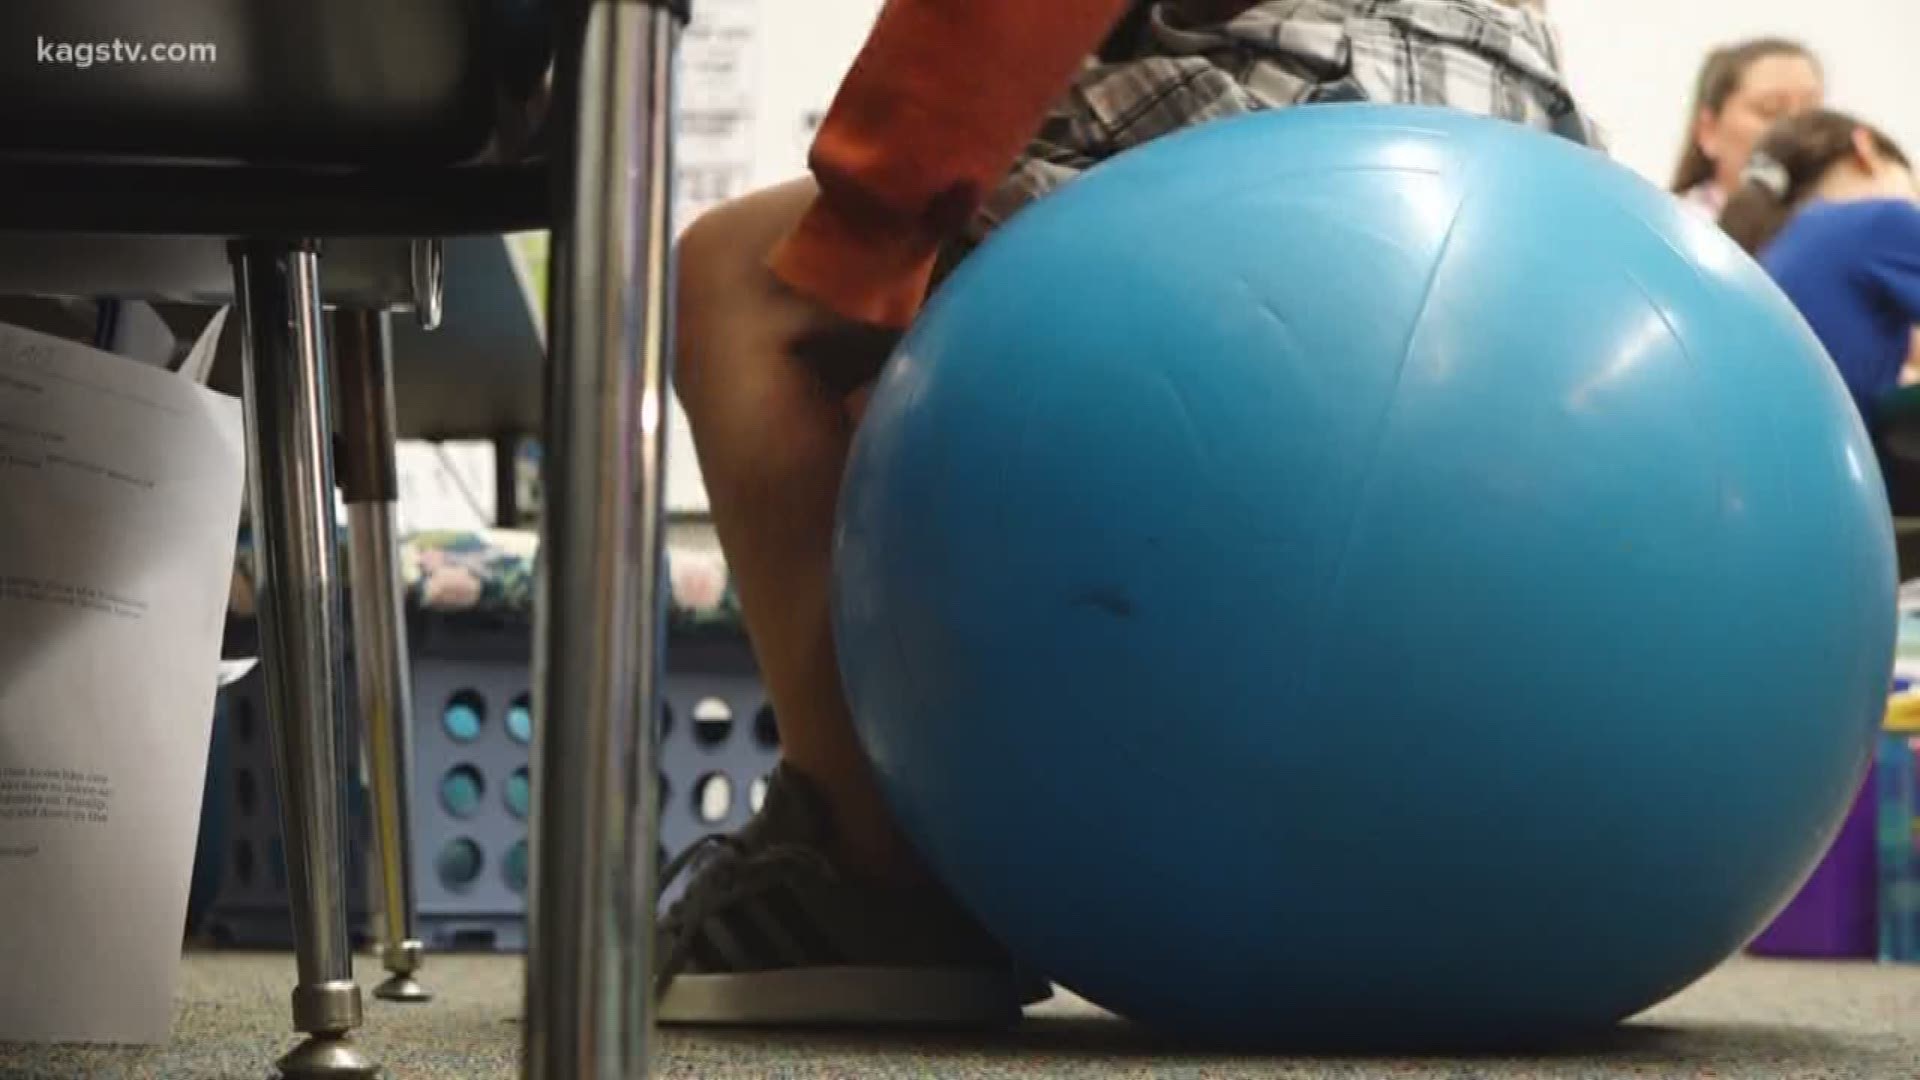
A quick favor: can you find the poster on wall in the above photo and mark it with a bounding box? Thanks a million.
[500,0,885,515]
[498,0,762,326]
[676,0,760,234]
[501,0,761,303]
[796,109,826,166]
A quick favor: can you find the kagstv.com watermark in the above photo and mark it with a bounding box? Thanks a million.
[37,37,217,69]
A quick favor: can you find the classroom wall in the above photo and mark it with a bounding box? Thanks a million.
[664,0,884,511]
[1551,0,1920,188]
[713,0,1920,215]
[662,0,1919,512]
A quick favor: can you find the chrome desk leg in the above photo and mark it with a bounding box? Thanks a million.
[523,3,679,1079]
[334,308,431,1004]
[232,240,378,1080]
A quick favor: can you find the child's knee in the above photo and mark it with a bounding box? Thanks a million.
[671,208,761,403]
[672,181,817,394]
[675,179,817,295]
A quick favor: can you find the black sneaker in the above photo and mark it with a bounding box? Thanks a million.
[654,765,1051,1027]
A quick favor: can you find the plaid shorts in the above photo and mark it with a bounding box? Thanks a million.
[965,0,1602,245]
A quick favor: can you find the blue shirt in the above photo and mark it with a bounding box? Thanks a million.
[1761,198,1920,419]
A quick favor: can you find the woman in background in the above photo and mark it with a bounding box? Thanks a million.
[1673,38,1824,217]
[1720,110,1920,505]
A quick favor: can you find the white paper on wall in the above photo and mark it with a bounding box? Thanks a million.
[675,0,761,234]
[394,441,497,535]
[795,109,826,166]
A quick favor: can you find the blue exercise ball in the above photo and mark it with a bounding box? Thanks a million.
[832,106,1896,1044]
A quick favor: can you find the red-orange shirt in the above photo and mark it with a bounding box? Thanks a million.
[767,0,1133,329]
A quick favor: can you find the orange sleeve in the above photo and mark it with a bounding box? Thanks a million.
[767,0,1132,329]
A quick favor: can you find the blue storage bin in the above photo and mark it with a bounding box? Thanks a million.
[197,665,378,949]
[196,528,769,951]
[193,611,776,952]
[406,611,778,951]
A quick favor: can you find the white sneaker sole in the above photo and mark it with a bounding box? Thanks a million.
[658,966,1043,1028]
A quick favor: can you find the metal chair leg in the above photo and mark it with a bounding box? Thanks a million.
[495,434,523,528]
[523,4,679,1079]
[334,307,432,1004]
[232,239,378,1080]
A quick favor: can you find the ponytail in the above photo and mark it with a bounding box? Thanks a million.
[1719,109,1909,255]
[1719,154,1801,256]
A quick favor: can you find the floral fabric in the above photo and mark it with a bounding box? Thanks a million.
[230,528,741,630]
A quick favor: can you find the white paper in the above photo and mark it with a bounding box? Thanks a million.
[395,440,496,534]
[0,319,245,1044]
[218,659,259,689]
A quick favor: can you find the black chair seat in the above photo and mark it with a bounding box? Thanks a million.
[0,0,554,237]
[0,157,549,236]
[0,0,549,169]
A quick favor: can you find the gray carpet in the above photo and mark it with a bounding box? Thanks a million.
[1,952,1916,1078]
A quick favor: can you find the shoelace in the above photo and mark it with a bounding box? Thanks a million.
[653,834,837,990]
[658,834,738,905]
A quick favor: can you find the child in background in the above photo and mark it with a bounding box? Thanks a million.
[1719,110,1920,508]
[662,0,1601,1029]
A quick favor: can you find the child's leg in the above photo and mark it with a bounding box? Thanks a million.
[673,178,916,883]
[660,180,1045,1026]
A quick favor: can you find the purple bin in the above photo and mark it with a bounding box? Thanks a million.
[1748,772,1879,958]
